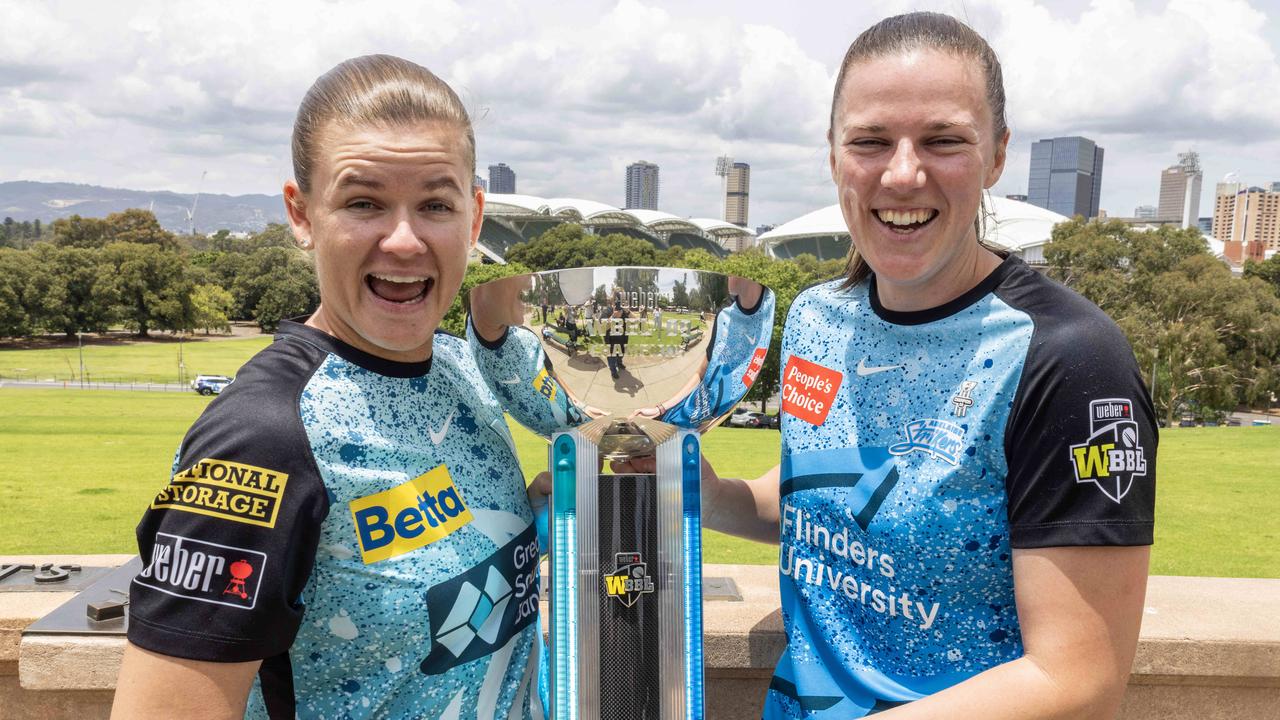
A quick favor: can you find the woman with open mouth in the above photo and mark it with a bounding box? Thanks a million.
[113,55,545,719]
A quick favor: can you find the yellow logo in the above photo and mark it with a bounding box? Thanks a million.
[533,368,558,403]
[152,458,288,528]
[349,465,473,564]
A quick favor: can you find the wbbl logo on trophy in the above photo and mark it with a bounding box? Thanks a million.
[1068,398,1147,503]
[603,552,655,608]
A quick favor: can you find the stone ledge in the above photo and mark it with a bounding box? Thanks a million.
[6,557,1280,697]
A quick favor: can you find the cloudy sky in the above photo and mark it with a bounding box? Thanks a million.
[1,0,1277,228]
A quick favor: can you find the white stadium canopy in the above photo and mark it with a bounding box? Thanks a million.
[759,196,1069,264]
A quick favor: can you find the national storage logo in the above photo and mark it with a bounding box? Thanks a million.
[152,458,288,528]
[350,464,473,564]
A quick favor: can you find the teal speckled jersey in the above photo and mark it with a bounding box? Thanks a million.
[128,321,543,719]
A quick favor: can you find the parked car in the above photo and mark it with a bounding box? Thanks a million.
[191,375,233,396]
[727,408,779,429]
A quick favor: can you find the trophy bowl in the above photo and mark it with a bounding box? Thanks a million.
[467,266,775,720]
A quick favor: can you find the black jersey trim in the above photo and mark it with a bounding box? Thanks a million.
[1010,520,1154,548]
[734,289,765,315]
[468,312,511,351]
[276,318,432,378]
[128,614,297,663]
[868,255,1019,326]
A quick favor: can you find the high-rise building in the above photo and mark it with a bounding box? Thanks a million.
[1027,136,1104,218]
[488,163,516,194]
[1270,181,1280,193]
[474,175,487,192]
[624,161,660,210]
[1156,151,1203,229]
[1134,205,1158,219]
[725,162,750,226]
[1197,217,1212,235]
[1212,185,1280,252]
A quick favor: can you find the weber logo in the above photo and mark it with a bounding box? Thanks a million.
[135,533,266,610]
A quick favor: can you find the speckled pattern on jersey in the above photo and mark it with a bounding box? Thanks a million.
[467,322,585,437]
[127,321,541,720]
[244,334,540,719]
[764,259,1157,718]
[664,291,775,428]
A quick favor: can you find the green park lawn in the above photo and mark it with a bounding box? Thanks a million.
[0,387,1276,578]
[0,335,272,385]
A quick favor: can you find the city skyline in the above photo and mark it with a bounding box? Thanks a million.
[1,1,1278,228]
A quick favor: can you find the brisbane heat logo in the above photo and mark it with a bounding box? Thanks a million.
[603,552,655,608]
[1068,398,1148,503]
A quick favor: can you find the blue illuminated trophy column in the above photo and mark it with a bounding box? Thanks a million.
[466,267,775,720]
[548,428,704,719]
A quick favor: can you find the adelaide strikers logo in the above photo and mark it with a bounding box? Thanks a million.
[1068,398,1148,503]
[603,552,655,608]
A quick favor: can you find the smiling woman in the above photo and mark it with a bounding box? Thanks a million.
[687,13,1159,720]
[111,56,544,720]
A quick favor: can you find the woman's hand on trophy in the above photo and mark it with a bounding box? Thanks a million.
[470,276,530,341]
[527,471,551,555]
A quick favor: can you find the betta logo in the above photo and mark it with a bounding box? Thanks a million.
[603,552,655,608]
[350,465,473,564]
[1068,398,1148,503]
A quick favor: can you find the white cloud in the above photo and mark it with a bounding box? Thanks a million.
[0,0,1277,225]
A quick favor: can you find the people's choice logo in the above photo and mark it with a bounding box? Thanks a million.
[742,347,767,387]
[782,355,843,426]
[350,465,473,564]
[1068,398,1148,503]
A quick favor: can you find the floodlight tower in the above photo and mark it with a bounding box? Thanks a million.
[186,170,207,236]
[715,156,733,222]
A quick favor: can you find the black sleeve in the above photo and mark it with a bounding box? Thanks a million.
[127,341,330,662]
[999,279,1157,548]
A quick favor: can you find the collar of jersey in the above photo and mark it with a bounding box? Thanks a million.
[276,317,434,378]
[868,255,1021,326]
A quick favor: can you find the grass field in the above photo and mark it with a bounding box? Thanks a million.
[0,387,1276,577]
[0,336,271,385]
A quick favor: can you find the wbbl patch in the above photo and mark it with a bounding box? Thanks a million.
[1068,398,1148,503]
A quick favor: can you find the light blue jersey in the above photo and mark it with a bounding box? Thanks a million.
[130,321,543,719]
[766,259,1155,717]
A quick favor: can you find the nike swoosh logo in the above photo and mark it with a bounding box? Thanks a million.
[429,409,455,445]
[498,374,521,385]
[856,358,903,377]
[746,334,757,344]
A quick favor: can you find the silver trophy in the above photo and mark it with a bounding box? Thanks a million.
[467,267,775,720]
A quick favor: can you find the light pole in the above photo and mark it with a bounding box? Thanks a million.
[77,331,85,389]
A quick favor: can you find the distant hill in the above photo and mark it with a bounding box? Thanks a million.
[0,181,286,234]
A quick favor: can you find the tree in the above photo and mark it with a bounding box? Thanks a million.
[103,209,179,249]
[50,215,110,249]
[0,249,39,337]
[504,224,660,270]
[191,284,234,334]
[1045,219,1280,422]
[101,242,196,336]
[232,247,319,331]
[29,243,118,337]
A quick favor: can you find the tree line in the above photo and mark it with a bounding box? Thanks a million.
[4,210,1277,423]
[0,209,318,338]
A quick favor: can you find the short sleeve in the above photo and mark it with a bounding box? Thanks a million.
[1000,285,1157,549]
[466,318,586,436]
[126,352,330,662]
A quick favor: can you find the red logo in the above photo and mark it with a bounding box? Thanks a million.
[223,559,255,600]
[781,355,843,426]
[742,347,767,387]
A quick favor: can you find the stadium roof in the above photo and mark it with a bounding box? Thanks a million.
[760,197,1069,258]
[477,193,752,261]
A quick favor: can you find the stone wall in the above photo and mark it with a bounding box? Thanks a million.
[3,557,1277,719]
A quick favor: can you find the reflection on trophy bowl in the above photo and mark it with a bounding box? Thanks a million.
[466,266,776,458]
